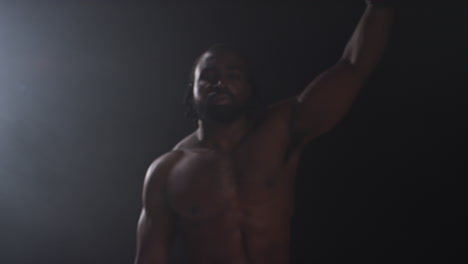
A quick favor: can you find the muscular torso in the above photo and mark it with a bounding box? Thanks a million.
[167,109,302,264]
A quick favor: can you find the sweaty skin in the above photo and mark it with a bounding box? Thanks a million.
[135,4,394,264]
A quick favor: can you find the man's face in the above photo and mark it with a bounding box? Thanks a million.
[193,49,252,123]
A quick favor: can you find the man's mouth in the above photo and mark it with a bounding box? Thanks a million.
[208,92,232,104]
[212,94,231,104]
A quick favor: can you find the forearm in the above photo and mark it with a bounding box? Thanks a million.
[341,4,394,75]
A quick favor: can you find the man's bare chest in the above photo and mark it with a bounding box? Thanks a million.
[166,149,295,221]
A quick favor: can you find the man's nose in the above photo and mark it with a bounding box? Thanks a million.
[214,79,227,89]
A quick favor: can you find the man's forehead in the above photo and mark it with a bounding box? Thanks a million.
[196,50,246,70]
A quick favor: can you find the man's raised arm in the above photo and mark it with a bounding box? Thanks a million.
[134,152,181,264]
[290,1,395,145]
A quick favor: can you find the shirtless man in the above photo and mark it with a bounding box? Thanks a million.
[134,1,394,263]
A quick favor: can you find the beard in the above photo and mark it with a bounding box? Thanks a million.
[194,93,250,123]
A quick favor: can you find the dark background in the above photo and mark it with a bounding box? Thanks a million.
[0,1,466,263]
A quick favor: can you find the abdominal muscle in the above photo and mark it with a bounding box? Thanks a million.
[172,194,292,264]
[178,208,247,264]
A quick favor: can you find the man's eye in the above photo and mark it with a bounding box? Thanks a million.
[200,72,216,81]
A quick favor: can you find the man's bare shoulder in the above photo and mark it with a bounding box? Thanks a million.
[252,97,298,132]
[263,97,298,120]
[173,132,201,151]
[143,151,185,192]
[145,133,203,190]
[147,150,184,172]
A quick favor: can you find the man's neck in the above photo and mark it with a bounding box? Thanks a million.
[196,117,252,152]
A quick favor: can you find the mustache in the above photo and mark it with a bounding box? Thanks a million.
[207,90,234,98]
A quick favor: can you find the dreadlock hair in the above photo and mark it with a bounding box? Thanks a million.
[183,44,259,122]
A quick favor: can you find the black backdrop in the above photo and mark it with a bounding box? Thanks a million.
[0,1,466,263]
